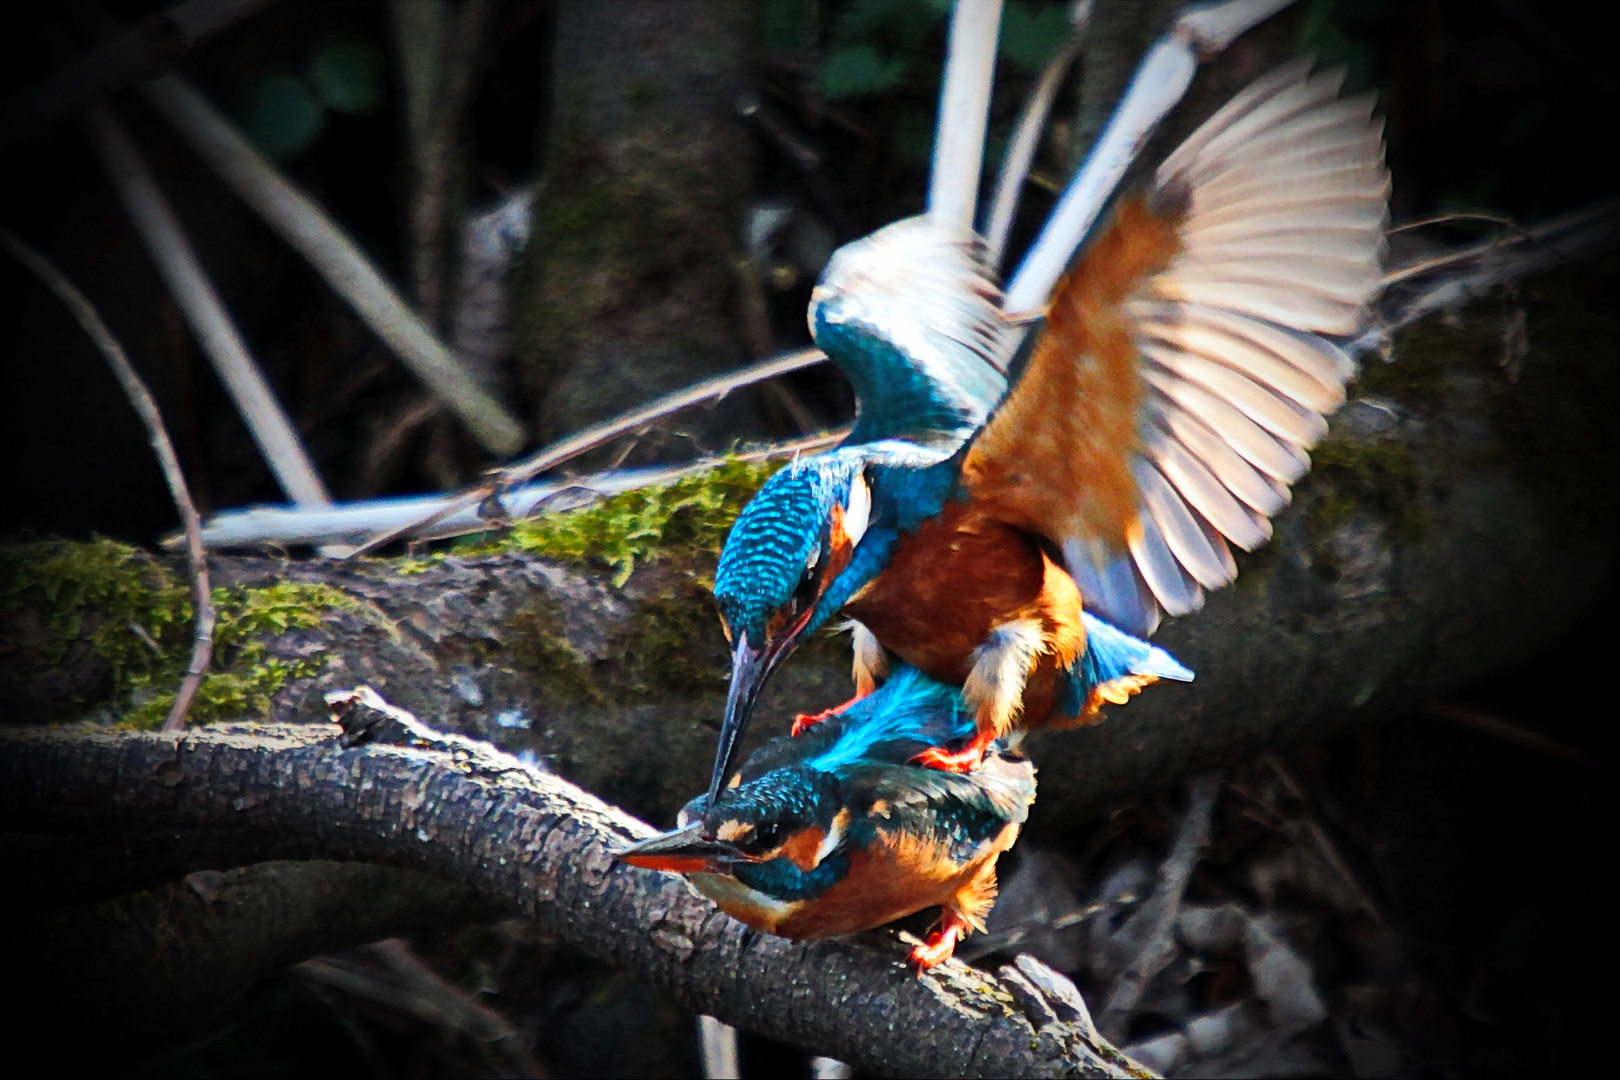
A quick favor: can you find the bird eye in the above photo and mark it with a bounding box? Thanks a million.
[792,556,821,606]
[754,822,783,850]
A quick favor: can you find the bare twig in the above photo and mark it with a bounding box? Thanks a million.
[343,347,829,556]
[131,72,525,455]
[0,0,275,149]
[1359,195,1620,355]
[186,428,845,550]
[295,939,542,1077]
[0,225,214,732]
[1258,753,1384,923]
[1422,702,1612,773]
[1097,773,1220,1041]
[1387,211,1532,240]
[985,4,1091,267]
[1378,196,1619,288]
[83,102,331,508]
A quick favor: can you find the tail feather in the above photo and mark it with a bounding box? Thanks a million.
[1060,611,1193,723]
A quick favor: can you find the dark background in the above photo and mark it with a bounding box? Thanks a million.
[2,1,1616,1075]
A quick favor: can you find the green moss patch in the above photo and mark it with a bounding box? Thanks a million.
[468,457,776,586]
[1361,268,1619,535]
[0,538,355,728]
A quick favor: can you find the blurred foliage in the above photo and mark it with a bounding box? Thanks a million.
[308,41,386,117]
[802,0,1071,163]
[233,40,385,160]
[1296,0,1384,93]
[0,538,355,727]
[234,74,326,160]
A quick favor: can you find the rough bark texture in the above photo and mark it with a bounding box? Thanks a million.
[1,723,1134,1079]
[516,0,766,452]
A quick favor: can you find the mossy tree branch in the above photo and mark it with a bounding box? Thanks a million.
[1,721,1135,1079]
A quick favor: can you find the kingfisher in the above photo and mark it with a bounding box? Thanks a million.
[619,619,1181,968]
[706,1,1389,802]
[617,663,1038,970]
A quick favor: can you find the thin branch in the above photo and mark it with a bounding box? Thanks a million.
[0,715,1134,1079]
[1379,196,1619,288]
[984,4,1090,268]
[132,72,526,455]
[84,101,331,508]
[185,429,846,551]
[1387,211,1531,239]
[0,0,275,149]
[929,0,1004,234]
[1422,702,1612,773]
[1257,753,1385,923]
[343,347,829,557]
[1097,773,1220,1042]
[0,225,214,733]
[1358,195,1620,354]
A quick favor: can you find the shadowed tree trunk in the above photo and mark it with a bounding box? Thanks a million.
[516,0,767,457]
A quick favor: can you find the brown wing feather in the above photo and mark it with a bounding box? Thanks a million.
[961,195,1182,548]
[961,61,1386,636]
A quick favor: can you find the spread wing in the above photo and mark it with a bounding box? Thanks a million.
[962,59,1389,636]
[810,218,1013,446]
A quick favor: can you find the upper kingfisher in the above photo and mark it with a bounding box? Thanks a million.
[705,1,1389,803]
[617,663,1039,970]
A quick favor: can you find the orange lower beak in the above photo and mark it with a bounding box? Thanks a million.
[616,824,736,876]
[618,853,716,874]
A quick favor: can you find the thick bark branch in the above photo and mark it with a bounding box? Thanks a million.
[9,860,482,1069]
[1,722,1133,1079]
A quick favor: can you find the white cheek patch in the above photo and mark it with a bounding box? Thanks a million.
[812,808,851,866]
[843,473,872,548]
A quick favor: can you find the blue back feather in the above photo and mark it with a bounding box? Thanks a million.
[813,314,1000,447]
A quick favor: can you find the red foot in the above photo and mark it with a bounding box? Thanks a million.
[907,912,970,973]
[909,729,997,774]
[790,692,864,737]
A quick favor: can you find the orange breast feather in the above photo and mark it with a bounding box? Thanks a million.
[773,821,1020,940]
[963,195,1184,551]
[844,501,1047,682]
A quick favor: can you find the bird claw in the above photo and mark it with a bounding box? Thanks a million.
[909,740,990,774]
[790,691,868,737]
[907,939,954,972]
[790,709,837,737]
[907,922,965,973]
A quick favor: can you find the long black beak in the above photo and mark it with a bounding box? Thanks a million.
[706,636,769,808]
[616,824,740,875]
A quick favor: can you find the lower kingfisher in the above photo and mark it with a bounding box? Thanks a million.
[706,22,1389,803]
[618,664,1038,970]
[621,622,1180,968]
